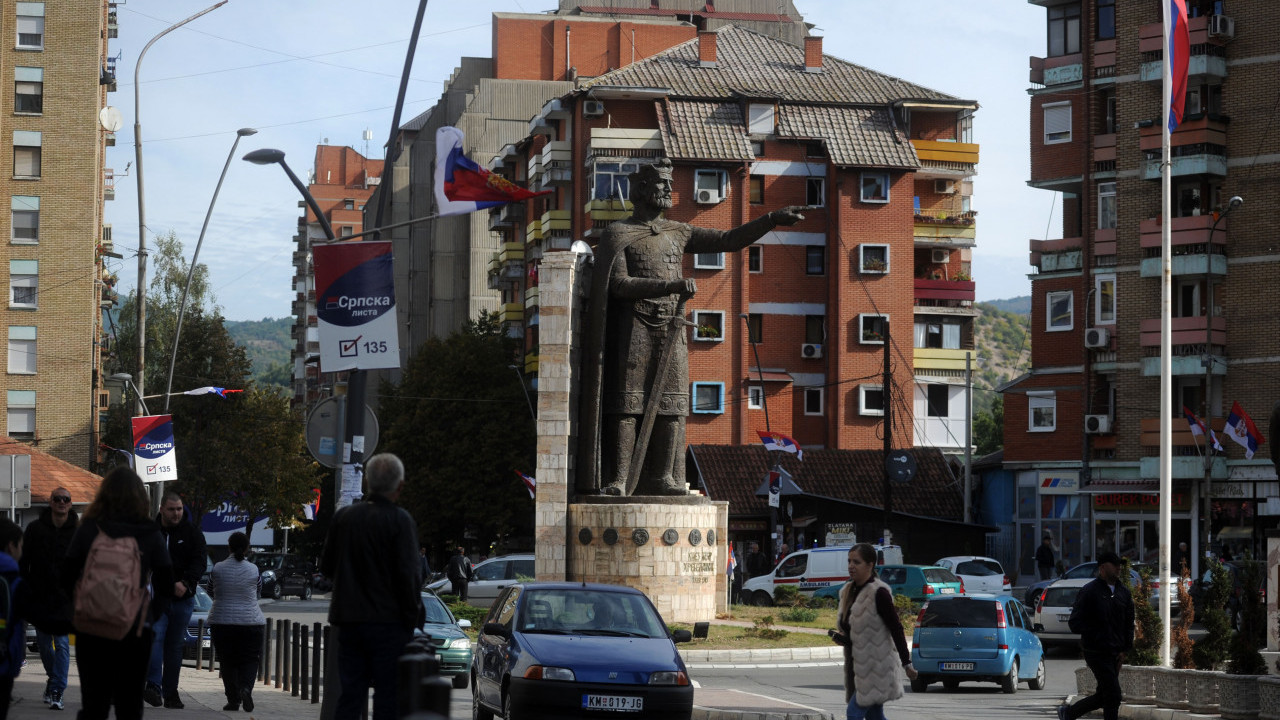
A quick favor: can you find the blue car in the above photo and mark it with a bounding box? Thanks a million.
[471,582,694,720]
[909,594,1045,694]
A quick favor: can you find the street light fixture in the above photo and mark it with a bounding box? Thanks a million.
[162,128,257,412]
[242,148,335,241]
[509,365,535,419]
[109,373,150,417]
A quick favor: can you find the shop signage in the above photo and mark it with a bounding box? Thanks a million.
[729,520,767,532]
[1210,482,1252,498]
[1093,492,1191,512]
[1038,470,1080,495]
[825,523,856,547]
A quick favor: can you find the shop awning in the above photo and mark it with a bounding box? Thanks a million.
[1080,480,1159,494]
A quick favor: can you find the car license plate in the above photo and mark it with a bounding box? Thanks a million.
[940,587,955,594]
[940,662,975,671]
[1057,614,1070,622]
[582,695,643,712]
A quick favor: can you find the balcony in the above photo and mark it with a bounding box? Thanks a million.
[1139,251,1225,279]
[1094,133,1116,173]
[913,210,976,247]
[1029,53,1083,89]
[499,242,525,280]
[525,285,540,309]
[502,302,524,324]
[1138,315,1225,348]
[541,210,572,251]
[524,351,539,374]
[1094,39,1116,78]
[909,140,978,178]
[1029,236,1082,272]
[525,220,543,246]
[913,278,975,304]
[1138,115,1229,180]
[1139,455,1227,480]
[585,198,630,223]
[489,202,524,230]
[588,128,663,159]
[913,347,971,373]
[541,141,572,186]
[103,169,115,201]
[1139,16,1229,84]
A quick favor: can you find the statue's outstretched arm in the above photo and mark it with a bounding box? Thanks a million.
[686,207,805,254]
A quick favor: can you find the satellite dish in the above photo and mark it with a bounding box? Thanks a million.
[99,106,123,132]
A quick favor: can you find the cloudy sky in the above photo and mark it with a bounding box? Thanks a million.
[103,1,1053,322]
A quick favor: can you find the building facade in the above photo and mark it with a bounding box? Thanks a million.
[1,0,114,468]
[1006,0,1279,580]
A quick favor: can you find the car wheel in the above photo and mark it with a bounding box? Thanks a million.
[472,685,493,720]
[1001,659,1018,694]
[1028,658,1047,690]
[942,679,959,691]
[910,677,928,693]
[271,583,283,601]
[753,590,774,607]
[502,691,521,720]
[301,585,312,601]
[453,672,469,690]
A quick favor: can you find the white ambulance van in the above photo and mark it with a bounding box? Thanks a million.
[740,544,904,606]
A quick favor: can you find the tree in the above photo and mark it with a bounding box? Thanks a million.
[973,395,1003,456]
[380,311,535,556]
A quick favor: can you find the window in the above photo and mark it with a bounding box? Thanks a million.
[591,160,639,200]
[914,321,961,349]
[692,310,724,342]
[1096,274,1116,324]
[859,384,885,416]
[1102,89,1117,134]
[746,313,762,344]
[14,67,41,114]
[339,226,353,237]
[1098,182,1116,229]
[1046,291,1073,331]
[747,385,764,410]
[805,142,824,158]
[860,172,889,203]
[859,244,889,274]
[694,252,724,270]
[747,245,762,273]
[694,168,727,204]
[860,314,887,344]
[805,177,825,207]
[9,260,36,308]
[1043,102,1072,144]
[1176,279,1201,318]
[747,103,775,134]
[805,315,824,345]
[1028,391,1057,432]
[805,246,825,275]
[1175,183,1202,218]
[749,140,765,157]
[15,3,44,51]
[748,175,764,204]
[343,199,354,210]
[804,387,824,415]
[1048,3,1080,57]
[691,382,724,414]
[926,384,949,418]
[13,131,40,178]
[1097,0,1115,40]
[1185,83,1221,118]
[7,326,34,374]
[11,196,37,243]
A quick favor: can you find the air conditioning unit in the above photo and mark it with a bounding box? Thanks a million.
[583,100,605,117]
[1208,14,1234,39]
[1084,327,1110,348]
[931,248,951,264]
[934,179,956,194]
[696,188,722,205]
[801,343,823,359]
[1085,414,1112,434]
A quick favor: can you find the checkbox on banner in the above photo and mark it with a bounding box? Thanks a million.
[340,336,361,357]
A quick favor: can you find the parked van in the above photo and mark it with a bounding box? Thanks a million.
[740,544,904,606]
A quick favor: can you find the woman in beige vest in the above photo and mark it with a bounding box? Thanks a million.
[830,543,917,720]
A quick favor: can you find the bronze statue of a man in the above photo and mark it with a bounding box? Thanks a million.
[577,158,804,496]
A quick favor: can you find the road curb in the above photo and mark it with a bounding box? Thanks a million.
[681,645,843,664]
[693,688,835,720]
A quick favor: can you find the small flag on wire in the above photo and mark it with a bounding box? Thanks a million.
[181,386,243,397]
[515,470,536,499]
[757,430,803,461]
[1224,401,1265,459]
[1182,406,1223,452]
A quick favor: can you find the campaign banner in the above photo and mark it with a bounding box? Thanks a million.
[200,501,273,546]
[131,415,178,483]
[314,241,400,372]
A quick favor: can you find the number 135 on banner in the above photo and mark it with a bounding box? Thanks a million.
[313,241,401,372]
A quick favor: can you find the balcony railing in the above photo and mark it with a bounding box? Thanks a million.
[913,278,975,304]
[913,210,976,246]
[1028,53,1083,87]
[502,302,524,324]
[1139,214,1229,249]
[1029,237,1082,272]
[104,169,115,200]
[1138,315,1224,348]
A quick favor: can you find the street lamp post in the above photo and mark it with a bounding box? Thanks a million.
[162,128,256,413]
[132,0,227,417]
[509,365,535,419]
[109,373,150,417]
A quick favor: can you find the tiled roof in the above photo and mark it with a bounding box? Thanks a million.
[776,105,918,168]
[578,7,794,22]
[0,439,102,507]
[690,444,962,521]
[657,101,755,162]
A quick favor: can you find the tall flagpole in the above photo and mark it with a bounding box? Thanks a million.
[1159,0,1174,667]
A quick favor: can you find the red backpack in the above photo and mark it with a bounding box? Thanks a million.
[73,532,149,640]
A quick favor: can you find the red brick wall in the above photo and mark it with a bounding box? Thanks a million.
[493,17,697,81]
[1002,373,1084,464]
[1029,93,1086,186]
[1028,275,1083,368]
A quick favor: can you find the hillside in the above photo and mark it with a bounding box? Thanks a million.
[225,317,292,391]
[972,298,1030,416]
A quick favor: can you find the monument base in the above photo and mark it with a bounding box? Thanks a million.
[567,498,728,624]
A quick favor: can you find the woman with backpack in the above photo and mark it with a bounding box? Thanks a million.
[208,531,265,711]
[62,467,173,720]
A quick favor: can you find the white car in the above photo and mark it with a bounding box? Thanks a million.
[425,553,534,608]
[1031,578,1090,647]
[935,556,1011,596]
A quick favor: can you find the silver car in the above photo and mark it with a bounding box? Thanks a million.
[935,556,1011,596]
[425,553,534,608]
[1030,578,1090,647]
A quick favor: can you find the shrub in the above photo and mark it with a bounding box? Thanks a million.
[1125,562,1161,666]
[447,601,489,628]
[1227,559,1267,675]
[1172,562,1195,669]
[894,594,919,633]
[780,607,818,624]
[744,615,788,641]
[772,584,806,607]
[1193,558,1231,670]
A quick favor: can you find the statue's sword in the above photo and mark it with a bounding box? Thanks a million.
[625,294,692,495]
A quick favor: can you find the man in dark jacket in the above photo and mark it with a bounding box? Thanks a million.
[744,541,770,579]
[144,492,207,709]
[1036,535,1056,580]
[446,547,473,601]
[1059,551,1134,720]
[19,487,77,710]
[321,454,423,720]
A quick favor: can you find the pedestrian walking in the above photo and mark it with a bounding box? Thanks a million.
[1172,541,1189,575]
[446,547,473,601]
[208,531,265,712]
[831,543,917,720]
[419,545,432,585]
[144,491,207,709]
[745,541,770,579]
[0,517,27,720]
[1058,550,1134,720]
[320,454,424,720]
[19,487,77,710]
[1036,535,1057,581]
[62,467,173,720]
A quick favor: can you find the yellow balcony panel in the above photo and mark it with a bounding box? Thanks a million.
[585,198,630,222]
[499,242,525,264]
[913,347,970,372]
[524,353,540,374]
[911,139,979,165]
[540,209,571,234]
[526,221,543,245]
[502,302,525,324]
[525,286,540,306]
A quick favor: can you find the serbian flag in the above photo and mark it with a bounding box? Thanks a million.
[434,126,550,216]
[727,545,737,578]
[757,430,803,461]
[1224,401,1265,459]
[1167,0,1190,131]
[302,488,320,521]
[182,386,243,398]
[1183,406,1223,452]
[516,470,536,499]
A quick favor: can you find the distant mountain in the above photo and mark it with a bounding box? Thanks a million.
[972,300,1031,416]
[984,295,1031,316]
[226,317,292,391]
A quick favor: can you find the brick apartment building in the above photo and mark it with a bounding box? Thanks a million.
[1004,0,1279,579]
[1,0,115,468]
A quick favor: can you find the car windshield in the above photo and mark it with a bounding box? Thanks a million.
[880,567,907,584]
[518,589,667,638]
[252,555,283,572]
[1042,586,1080,608]
[920,598,997,628]
[955,560,998,576]
[1064,563,1098,580]
[193,586,212,612]
[923,568,958,584]
[421,595,454,625]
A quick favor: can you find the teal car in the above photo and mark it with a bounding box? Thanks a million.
[417,590,473,688]
[812,565,962,603]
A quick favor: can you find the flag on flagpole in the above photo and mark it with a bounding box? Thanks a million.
[302,488,320,521]
[181,386,243,397]
[1224,401,1265,459]
[1183,405,1223,452]
[727,544,737,578]
[435,126,551,216]
[757,430,803,461]
[515,470,536,499]
[1167,0,1190,131]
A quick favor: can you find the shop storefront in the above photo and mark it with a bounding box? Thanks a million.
[1205,480,1280,562]
[1091,490,1191,566]
[1016,470,1089,579]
